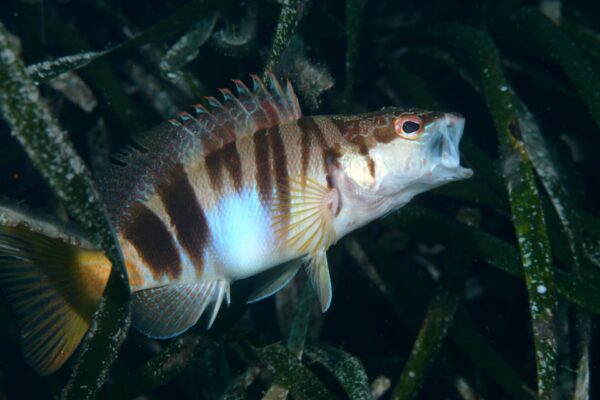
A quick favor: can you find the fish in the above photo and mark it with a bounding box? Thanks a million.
[0,73,473,376]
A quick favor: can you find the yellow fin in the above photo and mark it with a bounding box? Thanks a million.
[271,176,338,255]
[0,226,110,375]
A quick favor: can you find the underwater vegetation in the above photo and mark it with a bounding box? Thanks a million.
[0,0,599,398]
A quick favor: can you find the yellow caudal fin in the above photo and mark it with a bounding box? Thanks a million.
[0,225,111,375]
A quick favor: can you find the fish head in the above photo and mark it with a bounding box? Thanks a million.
[370,108,473,192]
[333,108,473,231]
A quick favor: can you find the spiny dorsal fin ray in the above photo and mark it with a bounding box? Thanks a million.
[100,73,302,228]
[131,280,230,339]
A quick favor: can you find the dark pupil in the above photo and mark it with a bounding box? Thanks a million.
[402,121,420,133]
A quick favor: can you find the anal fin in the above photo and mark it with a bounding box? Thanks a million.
[132,280,230,339]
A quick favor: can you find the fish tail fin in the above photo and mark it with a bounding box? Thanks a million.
[0,225,111,375]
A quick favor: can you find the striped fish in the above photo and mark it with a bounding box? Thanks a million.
[0,73,472,375]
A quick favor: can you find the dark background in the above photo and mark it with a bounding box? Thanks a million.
[0,0,599,399]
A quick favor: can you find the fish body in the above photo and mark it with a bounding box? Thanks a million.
[0,74,472,375]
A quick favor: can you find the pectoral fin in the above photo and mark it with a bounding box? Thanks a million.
[305,251,332,312]
[272,176,338,255]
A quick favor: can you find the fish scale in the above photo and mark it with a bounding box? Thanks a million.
[0,73,473,375]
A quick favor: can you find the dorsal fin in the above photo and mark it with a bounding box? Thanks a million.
[99,72,302,228]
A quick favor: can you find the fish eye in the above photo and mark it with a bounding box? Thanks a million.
[394,116,423,140]
[403,121,420,133]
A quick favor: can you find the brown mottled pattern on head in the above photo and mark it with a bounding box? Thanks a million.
[253,128,272,204]
[123,202,182,280]
[157,163,209,276]
[330,115,381,148]
[332,109,447,149]
[330,116,361,140]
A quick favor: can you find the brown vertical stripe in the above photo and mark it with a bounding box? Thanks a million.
[158,165,209,276]
[221,142,243,192]
[269,126,290,222]
[123,203,182,280]
[254,128,272,204]
[323,145,342,190]
[357,144,376,178]
[367,156,376,178]
[298,119,313,180]
[298,117,329,177]
[205,141,243,194]
[205,151,224,193]
[310,118,329,148]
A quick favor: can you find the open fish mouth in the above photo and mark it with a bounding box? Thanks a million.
[429,113,473,182]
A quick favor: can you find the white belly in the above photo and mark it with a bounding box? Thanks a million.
[206,189,291,280]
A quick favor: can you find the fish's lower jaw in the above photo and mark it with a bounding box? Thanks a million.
[430,165,473,182]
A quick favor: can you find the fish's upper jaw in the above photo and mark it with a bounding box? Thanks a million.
[429,113,464,168]
[428,113,473,182]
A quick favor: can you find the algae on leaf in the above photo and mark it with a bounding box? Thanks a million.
[264,0,300,75]
[409,24,558,399]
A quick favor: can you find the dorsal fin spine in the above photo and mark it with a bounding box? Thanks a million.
[177,111,193,121]
[207,96,239,141]
[219,88,234,102]
[212,108,237,142]
[192,104,208,114]
[220,87,258,134]
[206,95,233,121]
[232,79,252,97]
[285,79,301,118]
[232,78,270,127]
[205,96,222,109]
[181,114,205,138]
[267,71,292,120]
[249,74,263,91]
[249,74,280,125]
[168,118,182,127]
